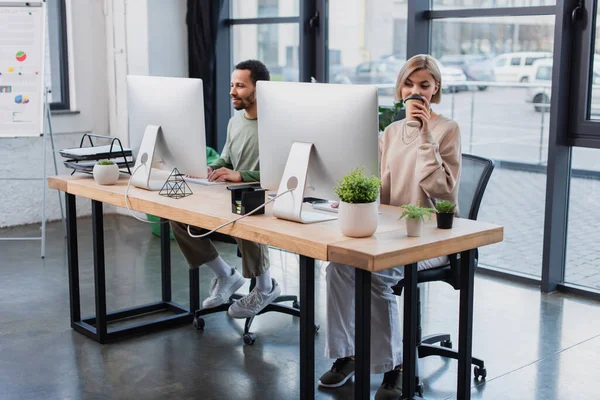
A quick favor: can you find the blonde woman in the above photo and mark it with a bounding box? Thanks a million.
[318,55,462,399]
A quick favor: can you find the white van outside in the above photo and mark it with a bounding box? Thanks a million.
[493,51,552,82]
[526,58,600,114]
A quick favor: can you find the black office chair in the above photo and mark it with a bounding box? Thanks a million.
[391,153,495,396]
[193,245,317,345]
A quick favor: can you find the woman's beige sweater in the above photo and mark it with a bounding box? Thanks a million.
[379,115,462,214]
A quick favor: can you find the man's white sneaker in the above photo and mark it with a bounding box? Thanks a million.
[228,279,281,319]
[202,269,245,309]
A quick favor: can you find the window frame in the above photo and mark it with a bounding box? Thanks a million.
[568,0,600,148]
[47,0,70,111]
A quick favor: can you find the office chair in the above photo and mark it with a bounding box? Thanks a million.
[391,153,495,396]
[193,245,318,345]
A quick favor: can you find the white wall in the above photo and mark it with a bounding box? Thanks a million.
[109,0,188,145]
[0,0,189,228]
[147,0,188,78]
[0,0,109,227]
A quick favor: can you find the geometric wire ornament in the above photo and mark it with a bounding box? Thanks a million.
[158,167,193,199]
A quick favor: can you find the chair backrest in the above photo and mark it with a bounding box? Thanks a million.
[458,153,495,221]
[391,153,496,295]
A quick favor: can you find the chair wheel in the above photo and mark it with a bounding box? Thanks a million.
[474,366,487,380]
[243,333,256,345]
[441,339,452,349]
[292,301,300,309]
[193,317,205,330]
[416,382,424,397]
[314,323,320,332]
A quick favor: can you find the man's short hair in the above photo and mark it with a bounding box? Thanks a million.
[235,59,271,85]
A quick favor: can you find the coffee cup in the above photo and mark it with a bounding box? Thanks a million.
[404,94,424,128]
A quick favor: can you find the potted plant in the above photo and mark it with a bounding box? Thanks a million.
[434,200,456,229]
[378,100,405,132]
[93,159,120,185]
[334,167,381,238]
[399,201,435,237]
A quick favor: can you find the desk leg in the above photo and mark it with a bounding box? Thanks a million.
[91,200,107,343]
[66,193,81,325]
[457,250,475,400]
[402,263,418,400]
[355,269,371,400]
[189,268,200,314]
[299,256,315,400]
[160,219,171,302]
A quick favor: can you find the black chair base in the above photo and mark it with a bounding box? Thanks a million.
[193,293,319,345]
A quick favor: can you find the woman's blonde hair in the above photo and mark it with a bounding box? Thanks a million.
[395,54,442,104]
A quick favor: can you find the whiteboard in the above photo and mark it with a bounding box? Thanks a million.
[0,1,46,137]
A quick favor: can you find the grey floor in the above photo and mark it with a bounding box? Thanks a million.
[2,215,600,400]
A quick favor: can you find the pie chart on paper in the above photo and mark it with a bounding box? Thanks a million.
[15,95,30,104]
[15,51,27,62]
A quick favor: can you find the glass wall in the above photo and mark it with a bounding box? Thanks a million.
[565,149,600,290]
[328,0,407,106]
[431,15,554,277]
[432,0,556,8]
[565,2,600,290]
[232,24,299,81]
[231,1,300,81]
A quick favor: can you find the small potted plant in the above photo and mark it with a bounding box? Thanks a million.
[378,100,405,132]
[93,159,120,185]
[399,201,435,237]
[434,200,456,229]
[334,167,381,238]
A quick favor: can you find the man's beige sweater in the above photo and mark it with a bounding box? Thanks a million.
[379,115,462,215]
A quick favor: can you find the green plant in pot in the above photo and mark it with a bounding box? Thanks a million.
[378,100,405,132]
[434,200,456,229]
[93,159,120,185]
[398,201,435,237]
[334,167,381,238]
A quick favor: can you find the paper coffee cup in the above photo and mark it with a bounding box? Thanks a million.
[405,94,424,128]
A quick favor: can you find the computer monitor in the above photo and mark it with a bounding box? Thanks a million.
[257,81,379,223]
[127,75,207,190]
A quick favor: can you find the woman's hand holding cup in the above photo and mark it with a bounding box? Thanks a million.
[404,94,432,133]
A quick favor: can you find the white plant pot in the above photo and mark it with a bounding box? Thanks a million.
[93,163,120,185]
[338,201,378,238]
[406,218,423,237]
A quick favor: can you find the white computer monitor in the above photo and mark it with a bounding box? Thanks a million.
[127,75,207,190]
[257,81,379,223]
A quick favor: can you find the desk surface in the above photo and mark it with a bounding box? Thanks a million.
[49,175,503,270]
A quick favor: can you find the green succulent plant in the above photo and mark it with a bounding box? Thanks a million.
[97,160,115,166]
[434,200,456,214]
[334,166,381,204]
[398,201,436,221]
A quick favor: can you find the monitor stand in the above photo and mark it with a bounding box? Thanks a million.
[273,141,338,224]
[131,124,165,191]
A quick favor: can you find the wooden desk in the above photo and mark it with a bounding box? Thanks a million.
[49,174,503,400]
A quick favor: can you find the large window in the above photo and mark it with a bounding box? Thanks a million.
[230,1,300,81]
[46,0,70,110]
[432,0,556,8]
[232,24,299,81]
[430,14,554,277]
[327,0,408,105]
[565,149,600,290]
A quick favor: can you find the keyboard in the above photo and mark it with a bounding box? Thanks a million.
[184,177,228,186]
[311,202,339,214]
[312,202,382,214]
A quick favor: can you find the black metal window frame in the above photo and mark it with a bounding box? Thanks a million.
[48,0,70,111]
[407,1,600,301]
[568,0,600,148]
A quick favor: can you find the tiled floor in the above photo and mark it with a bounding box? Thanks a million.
[2,215,600,399]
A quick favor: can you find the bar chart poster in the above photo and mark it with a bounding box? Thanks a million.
[0,1,45,137]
